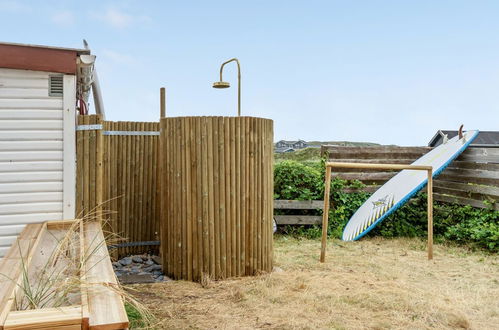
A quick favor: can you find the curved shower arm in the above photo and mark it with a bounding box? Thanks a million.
[219,58,241,82]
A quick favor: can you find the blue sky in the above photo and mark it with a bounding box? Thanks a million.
[1,0,498,145]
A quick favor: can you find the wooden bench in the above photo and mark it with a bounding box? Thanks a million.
[274,200,324,225]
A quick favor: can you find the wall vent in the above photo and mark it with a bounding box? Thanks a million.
[49,75,63,97]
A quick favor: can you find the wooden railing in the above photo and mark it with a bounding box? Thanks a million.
[274,200,323,225]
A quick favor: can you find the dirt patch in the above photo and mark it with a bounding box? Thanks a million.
[129,237,498,329]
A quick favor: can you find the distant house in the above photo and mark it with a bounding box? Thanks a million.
[428,130,499,148]
[275,140,308,153]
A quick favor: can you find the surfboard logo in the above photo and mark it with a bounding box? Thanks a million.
[347,194,396,240]
[372,195,390,208]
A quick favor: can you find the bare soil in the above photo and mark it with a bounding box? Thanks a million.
[129,237,498,329]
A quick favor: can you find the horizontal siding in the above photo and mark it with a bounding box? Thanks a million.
[0,68,65,258]
[0,224,26,236]
[0,99,63,109]
[0,140,62,151]
[0,119,63,130]
[0,76,48,88]
[0,109,63,120]
[0,235,16,246]
[0,212,63,226]
[0,191,62,204]
[0,151,63,161]
[0,202,62,215]
[0,130,63,140]
[0,161,62,172]
[0,87,51,99]
[0,247,10,258]
[0,182,62,193]
[0,68,50,79]
[0,171,62,183]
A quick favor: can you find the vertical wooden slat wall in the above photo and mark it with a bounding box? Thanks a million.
[76,115,160,257]
[160,117,274,281]
[76,115,102,218]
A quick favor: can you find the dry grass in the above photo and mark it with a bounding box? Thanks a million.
[130,237,498,330]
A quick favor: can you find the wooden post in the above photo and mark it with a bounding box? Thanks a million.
[320,166,332,262]
[96,115,104,221]
[427,168,433,260]
[160,87,166,118]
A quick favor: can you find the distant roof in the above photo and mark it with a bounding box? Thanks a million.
[275,140,307,144]
[428,130,499,147]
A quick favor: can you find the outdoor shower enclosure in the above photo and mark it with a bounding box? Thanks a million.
[159,116,274,281]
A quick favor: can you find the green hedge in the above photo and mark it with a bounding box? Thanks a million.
[274,160,499,252]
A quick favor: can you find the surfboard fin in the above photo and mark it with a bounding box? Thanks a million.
[438,130,449,144]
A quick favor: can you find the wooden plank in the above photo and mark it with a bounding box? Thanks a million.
[256,118,262,273]
[275,215,322,225]
[434,193,499,211]
[274,200,324,209]
[80,221,89,330]
[212,118,220,278]
[458,147,499,161]
[327,162,432,171]
[434,186,497,201]
[46,219,77,230]
[427,169,433,260]
[448,160,499,172]
[4,306,81,330]
[84,222,128,330]
[240,117,246,275]
[0,223,44,330]
[245,117,251,274]
[322,146,430,160]
[218,117,227,278]
[141,122,149,255]
[434,180,499,198]
[185,118,193,281]
[320,166,332,262]
[111,122,119,257]
[82,116,90,216]
[160,87,166,118]
[95,115,104,221]
[195,118,203,280]
[437,168,499,186]
[88,116,97,216]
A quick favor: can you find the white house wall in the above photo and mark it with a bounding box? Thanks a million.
[0,68,75,257]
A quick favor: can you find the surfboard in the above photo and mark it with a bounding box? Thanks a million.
[342,130,479,241]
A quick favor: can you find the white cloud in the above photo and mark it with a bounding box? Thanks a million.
[91,8,151,29]
[51,10,74,26]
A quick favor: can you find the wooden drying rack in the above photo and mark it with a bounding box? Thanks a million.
[320,162,434,262]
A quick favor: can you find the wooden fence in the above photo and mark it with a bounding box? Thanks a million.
[76,115,160,256]
[274,200,323,225]
[321,145,499,211]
